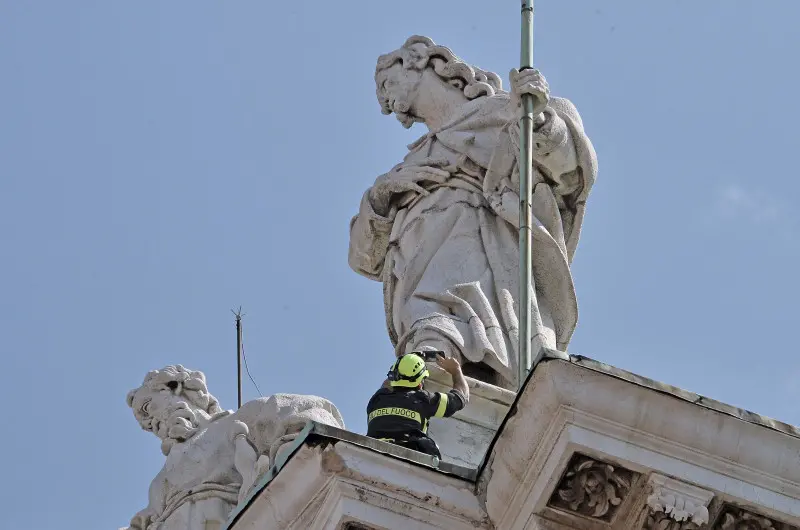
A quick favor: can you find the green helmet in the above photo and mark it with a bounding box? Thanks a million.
[389,353,429,388]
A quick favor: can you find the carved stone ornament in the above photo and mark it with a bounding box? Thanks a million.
[643,474,713,529]
[716,506,799,530]
[646,511,706,530]
[548,453,635,521]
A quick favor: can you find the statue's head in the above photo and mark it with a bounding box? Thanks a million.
[126,365,223,455]
[375,36,503,128]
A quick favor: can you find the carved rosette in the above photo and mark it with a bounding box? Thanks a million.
[715,506,798,530]
[643,474,713,530]
[547,453,635,521]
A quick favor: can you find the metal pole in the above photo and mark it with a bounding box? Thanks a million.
[235,311,243,409]
[518,0,535,390]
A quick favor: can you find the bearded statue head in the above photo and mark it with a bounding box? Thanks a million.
[126,365,224,455]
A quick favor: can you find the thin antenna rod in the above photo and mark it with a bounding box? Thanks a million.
[233,307,243,409]
[518,0,535,390]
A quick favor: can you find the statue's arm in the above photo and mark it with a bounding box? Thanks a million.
[128,471,166,530]
[532,107,579,180]
[128,509,153,530]
[503,104,582,203]
[230,420,260,503]
[507,67,583,198]
[348,189,395,281]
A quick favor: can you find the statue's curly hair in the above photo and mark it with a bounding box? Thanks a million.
[126,364,222,417]
[375,35,504,116]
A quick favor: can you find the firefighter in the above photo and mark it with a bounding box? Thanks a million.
[366,352,470,459]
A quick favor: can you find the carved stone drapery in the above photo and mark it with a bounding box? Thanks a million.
[547,453,636,522]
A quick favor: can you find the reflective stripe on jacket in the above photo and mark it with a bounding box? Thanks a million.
[366,387,465,439]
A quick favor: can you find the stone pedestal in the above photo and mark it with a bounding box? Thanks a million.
[226,357,800,530]
[423,366,515,467]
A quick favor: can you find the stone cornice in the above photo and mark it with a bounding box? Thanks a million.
[481,359,800,529]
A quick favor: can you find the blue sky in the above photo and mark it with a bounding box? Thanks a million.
[1,2,799,529]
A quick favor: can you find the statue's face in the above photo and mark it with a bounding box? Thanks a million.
[376,62,423,127]
[130,388,202,443]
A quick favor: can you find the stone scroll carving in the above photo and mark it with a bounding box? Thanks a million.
[643,474,713,530]
[715,506,799,530]
[123,365,344,530]
[547,453,636,522]
[348,35,597,388]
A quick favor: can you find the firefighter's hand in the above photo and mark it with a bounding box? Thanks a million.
[436,355,462,375]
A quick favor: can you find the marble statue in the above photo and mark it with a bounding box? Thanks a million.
[349,36,597,388]
[124,365,344,530]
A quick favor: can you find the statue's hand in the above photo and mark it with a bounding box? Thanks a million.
[509,68,550,118]
[129,509,153,530]
[231,421,259,504]
[369,161,450,214]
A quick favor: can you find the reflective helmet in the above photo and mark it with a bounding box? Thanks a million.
[389,353,429,388]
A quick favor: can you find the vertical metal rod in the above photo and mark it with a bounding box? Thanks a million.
[518,0,535,390]
[235,312,243,409]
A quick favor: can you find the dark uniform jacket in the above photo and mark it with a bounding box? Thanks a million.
[366,386,466,441]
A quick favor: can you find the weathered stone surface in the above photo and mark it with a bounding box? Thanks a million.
[124,365,344,530]
[348,35,597,388]
[342,523,379,530]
